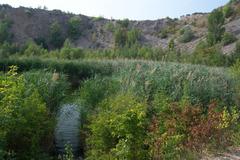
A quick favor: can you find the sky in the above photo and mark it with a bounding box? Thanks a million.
[0,0,229,20]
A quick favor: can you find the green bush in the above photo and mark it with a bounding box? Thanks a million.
[114,27,128,48]
[207,9,225,46]
[34,37,48,49]
[104,22,114,32]
[192,41,227,66]
[86,93,148,160]
[0,58,116,80]
[0,42,18,58]
[117,18,129,28]
[223,5,234,18]
[179,26,194,43]
[49,21,65,48]
[225,41,240,65]
[168,39,175,51]
[93,16,104,21]
[114,27,141,48]
[236,40,240,54]
[59,39,84,59]
[67,16,81,40]
[222,32,237,46]
[0,66,54,159]
[160,29,168,39]
[126,29,141,47]
[22,41,48,56]
[0,17,12,44]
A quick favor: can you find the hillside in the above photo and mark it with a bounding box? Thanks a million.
[0,1,240,53]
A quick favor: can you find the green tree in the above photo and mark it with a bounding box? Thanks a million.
[114,27,128,48]
[67,16,81,40]
[207,9,225,46]
[49,21,64,48]
[86,93,148,160]
[0,18,12,44]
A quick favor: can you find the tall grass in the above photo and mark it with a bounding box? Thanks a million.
[116,61,235,107]
[23,70,70,113]
[0,57,236,107]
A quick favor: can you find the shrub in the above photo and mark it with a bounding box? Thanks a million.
[59,39,84,59]
[126,29,141,47]
[86,93,148,160]
[192,41,226,66]
[179,26,194,43]
[148,92,239,159]
[160,29,168,39]
[67,16,81,40]
[0,58,116,80]
[0,66,54,159]
[207,9,225,46]
[22,41,48,56]
[222,32,237,46]
[0,17,12,44]
[228,40,240,64]
[114,27,128,48]
[0,42,18,58]
[223,5,234,18]
[114,27,141,48]
[49,21,65,48]
[34,37,48,49]
[93,16,104,21]
[104,22,114,32]
[117,18,129,28]
[168,39,175,51]
[236,40,240,54]
[187,103,239,150]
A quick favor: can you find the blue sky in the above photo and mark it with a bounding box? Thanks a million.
[1,0,229,20]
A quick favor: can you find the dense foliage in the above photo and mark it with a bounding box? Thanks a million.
[49,21,65,48]
[178,26,194,43]
[86,94,148,160]
[207,9,225,46]
[67,16,82,40]
[0,17,12,44]
[0,66,54,159]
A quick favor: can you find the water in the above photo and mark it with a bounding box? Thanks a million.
[55,104,81,155]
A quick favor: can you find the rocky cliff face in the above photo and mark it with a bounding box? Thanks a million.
[1,2,240,53]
